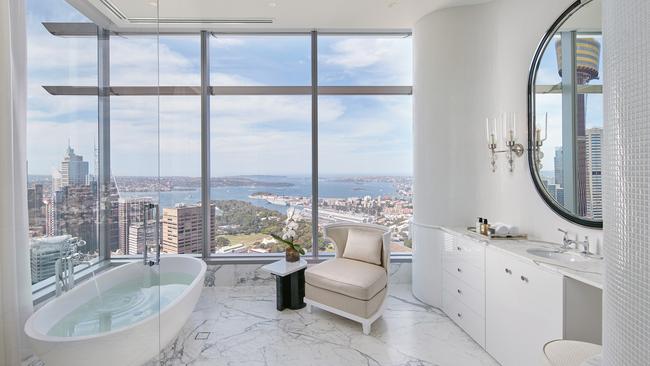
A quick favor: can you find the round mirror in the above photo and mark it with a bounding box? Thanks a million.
[528,0,603,228]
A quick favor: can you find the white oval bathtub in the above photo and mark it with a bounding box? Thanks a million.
[25,256,206,366]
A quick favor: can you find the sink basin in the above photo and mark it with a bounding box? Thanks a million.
[526,248,591,263]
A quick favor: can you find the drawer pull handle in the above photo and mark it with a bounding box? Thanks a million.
[457,313,462,318]
[520,275,529,283]
[505,268,512,274]
[457,268,462,273]
[457,289,462,295]
[456,246,462,251]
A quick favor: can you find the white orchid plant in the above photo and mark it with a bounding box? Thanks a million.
[271,207,306,255]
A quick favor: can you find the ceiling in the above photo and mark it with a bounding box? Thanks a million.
[66,0,492,32]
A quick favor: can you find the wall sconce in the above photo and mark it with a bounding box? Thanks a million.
[486,112,525,172]
[533,112,548,170]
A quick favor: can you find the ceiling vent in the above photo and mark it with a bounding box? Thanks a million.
[97,0,273,25]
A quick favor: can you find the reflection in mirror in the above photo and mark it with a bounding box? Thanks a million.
[530,0,602,227]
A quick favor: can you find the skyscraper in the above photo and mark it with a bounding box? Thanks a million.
[554,147,563,187]
[57,144,89,188]
[118,197,155,255]
[27,183,46,236]
[585,128,603,220]
[46,146,101,254]
[162,203,216,254]
[56,184,99,253]
[30,235,73,284]
[128,221,157,255]
[556,37,600,216]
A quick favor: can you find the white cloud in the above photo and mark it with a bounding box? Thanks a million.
[319,37,412,85]
[25,6,412,177]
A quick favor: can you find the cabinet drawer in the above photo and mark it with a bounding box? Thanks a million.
[443,270,485,317]
[442,235,485,270]
[443,257,485,293]
[443,290,485,348]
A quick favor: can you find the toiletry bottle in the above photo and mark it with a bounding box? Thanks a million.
[481,219,489,236]
[476,217,482,233]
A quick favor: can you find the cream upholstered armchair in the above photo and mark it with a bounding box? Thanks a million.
[305,223,391,335]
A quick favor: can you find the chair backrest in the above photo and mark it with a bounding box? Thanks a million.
[323,223,391,271]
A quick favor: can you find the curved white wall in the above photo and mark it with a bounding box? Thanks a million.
[412,1,496,306]
[412,0,604,304]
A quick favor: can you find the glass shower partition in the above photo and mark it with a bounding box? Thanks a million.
[108,0,163,364]
[26,0,163,364]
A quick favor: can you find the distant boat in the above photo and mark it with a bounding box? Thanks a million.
[266,197,289,206]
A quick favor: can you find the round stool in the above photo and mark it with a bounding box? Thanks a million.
[543,340,602,366]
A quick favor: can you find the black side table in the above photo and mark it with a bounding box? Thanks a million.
[261,259,308,311]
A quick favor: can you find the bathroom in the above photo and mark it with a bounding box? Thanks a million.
[0,0,648,365]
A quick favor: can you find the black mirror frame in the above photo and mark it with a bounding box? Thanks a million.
[526,0,602,229]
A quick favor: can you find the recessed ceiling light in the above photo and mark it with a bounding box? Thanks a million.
[268,2,277,7]
[387,1,398,8]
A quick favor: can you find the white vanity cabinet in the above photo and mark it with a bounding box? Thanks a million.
[485,247,564,366]
[441,233,486,347]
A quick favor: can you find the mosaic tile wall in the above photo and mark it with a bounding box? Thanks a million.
[603,0,650,364]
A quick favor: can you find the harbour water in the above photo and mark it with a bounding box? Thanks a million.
[121,176,406,213]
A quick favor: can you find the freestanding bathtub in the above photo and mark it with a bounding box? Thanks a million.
[24,256,206,366]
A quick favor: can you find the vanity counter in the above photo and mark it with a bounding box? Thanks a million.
[439,227,604,289]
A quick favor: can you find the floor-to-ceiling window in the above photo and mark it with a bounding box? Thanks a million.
[208,35,313,256]
[26,8,413,291]
[318,35,413,254]
[26,0,100,286]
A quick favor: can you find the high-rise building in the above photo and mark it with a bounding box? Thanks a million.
[56,144,89,188]
[29,235,72,284]
[554,147,563,187]
[128,221,157,255]
[56,184,99,253]
[585,128,603,220]
[27,183,46,236]
[556,37,600,217]
[556,187,564,206]
[162,203,216,254]
[118,197,155,255]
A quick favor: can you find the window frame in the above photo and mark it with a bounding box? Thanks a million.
[37,25,414,265]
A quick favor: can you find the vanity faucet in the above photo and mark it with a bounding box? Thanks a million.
[557,228,577,251]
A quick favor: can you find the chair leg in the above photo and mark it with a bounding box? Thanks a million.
[362,321,371,335]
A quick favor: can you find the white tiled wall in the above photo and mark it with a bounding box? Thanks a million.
[603,0,650,364]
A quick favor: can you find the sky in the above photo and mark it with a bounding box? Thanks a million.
[25,0,413,178]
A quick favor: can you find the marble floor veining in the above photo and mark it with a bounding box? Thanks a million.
[151,284,499,366]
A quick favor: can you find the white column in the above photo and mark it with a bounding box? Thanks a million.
[603,1,650,364]
[0,0,33,364]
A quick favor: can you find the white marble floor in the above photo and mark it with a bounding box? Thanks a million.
[152,284,499,366]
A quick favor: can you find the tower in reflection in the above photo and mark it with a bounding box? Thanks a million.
[555,36,600,216]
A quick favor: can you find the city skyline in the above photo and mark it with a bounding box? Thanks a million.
[28,143,413,258]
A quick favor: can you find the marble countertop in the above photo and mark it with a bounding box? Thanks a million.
[441,227,604,289]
